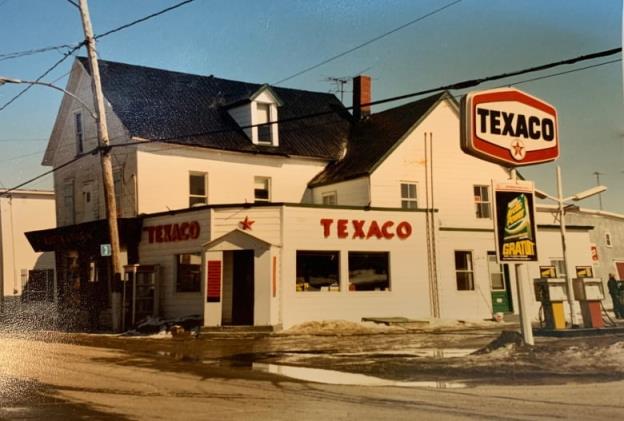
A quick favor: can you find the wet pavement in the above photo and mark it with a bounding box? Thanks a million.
[2,326,624,419]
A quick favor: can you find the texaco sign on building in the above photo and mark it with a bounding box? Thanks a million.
[460,87,559,166]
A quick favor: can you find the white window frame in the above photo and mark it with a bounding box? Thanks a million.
[252,101,279,146]
[189,172,208,207]
[400,182,418,209]
[455,250,475,291]
[322,191,337,206]
[474,185,491,219]
[605,232,613,248]
[254,176,271,203]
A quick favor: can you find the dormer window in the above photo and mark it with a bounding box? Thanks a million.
[256,103,273,144]
[226,84,282,147]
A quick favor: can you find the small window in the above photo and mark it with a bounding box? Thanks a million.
[296,251,339,291]
[348,252,390,291]
[113,170,122,217]
[487,252,505,290]
[455,251,474,290]
[605,232,613,247]
[75,112,84,155]
[189,173,207,207]
[176,253,201,292]
[257,103,272,144]
[550,259,566,276]
[63,180,75,225]
[322,191,337,205]
[254,176,271,203]
[474,185,491,219]
[401,183,418,209]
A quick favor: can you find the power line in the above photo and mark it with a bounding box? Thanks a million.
[0,0,197,112]
[94,0,196,40]
[134,47,623,142]
[509,58,621,86]
[0,43,83,112]
[1,46,622,196]
[273,0,463,85]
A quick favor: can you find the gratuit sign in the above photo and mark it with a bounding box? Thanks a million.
[493,180,538,262]
[461,88,558,166]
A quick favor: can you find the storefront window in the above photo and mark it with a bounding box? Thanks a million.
[348,252,390,291]
[176,253,201,292]
[296,251,340,291]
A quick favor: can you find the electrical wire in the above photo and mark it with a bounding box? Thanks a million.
[273,0,463,85]
[120,47,622,144]
[0,46,621,197]
[93,0,196,40]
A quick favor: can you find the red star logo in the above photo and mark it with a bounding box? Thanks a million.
[511,140,525,160]
[240,216,255,230]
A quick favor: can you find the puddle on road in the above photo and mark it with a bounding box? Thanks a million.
[252,363,467,389]
[334,348,476,358]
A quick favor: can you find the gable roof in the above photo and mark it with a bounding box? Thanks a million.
[76,57,350,160]
[309,91,454,187]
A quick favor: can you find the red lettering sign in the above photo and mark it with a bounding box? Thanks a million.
[143,221,201,243]
[320,219,412,240]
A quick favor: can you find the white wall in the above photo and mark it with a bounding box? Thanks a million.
[371,100,509,229]
[47,62,137,226]
[138,208,211,319]
[311,177,370,206]
[281,206,430,328]
[136,146,326,214]
[0,192,56,297]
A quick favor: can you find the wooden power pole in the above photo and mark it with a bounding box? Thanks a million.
[78,0,124,331]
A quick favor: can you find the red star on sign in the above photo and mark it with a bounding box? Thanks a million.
[511,140,525,160]
[240,216,255,230]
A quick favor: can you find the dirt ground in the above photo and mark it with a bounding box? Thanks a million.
[2,325,624,419]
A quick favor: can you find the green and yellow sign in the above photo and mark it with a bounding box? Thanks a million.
[493,181,538,262]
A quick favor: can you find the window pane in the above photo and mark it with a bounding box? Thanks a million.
[190,174,206,196]
[296,251,339,291]
[177,253,201,292]
[348,252,390,291]
[456,272,474,290]
[322,193,337,205]
[402,200,417,209]
[254,177,270,202]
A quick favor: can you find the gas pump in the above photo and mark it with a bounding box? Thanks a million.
[534,278,567,329]
[573,278,605,328]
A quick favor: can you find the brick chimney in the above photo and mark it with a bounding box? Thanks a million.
[352,75,371,121]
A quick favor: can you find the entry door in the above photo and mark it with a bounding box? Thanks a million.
[231,250,254,325]
[616,261,624,280]
[488,252,513,313]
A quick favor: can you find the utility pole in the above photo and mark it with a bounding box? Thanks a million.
[78,0,123,331]
[592,171,604,210]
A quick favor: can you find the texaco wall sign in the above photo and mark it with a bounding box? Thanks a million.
[460,88,558,166]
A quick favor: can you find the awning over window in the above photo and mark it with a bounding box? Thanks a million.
[25,218,143,252]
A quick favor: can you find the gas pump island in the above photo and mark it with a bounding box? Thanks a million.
[461,87,560,345]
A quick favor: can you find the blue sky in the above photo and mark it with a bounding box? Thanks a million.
[0,0,622,211]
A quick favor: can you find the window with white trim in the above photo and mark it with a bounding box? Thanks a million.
[254,176,271,203]
[296,251,340,292]
[401,182,418,209]
[189,172,207,207]
[455,250,474,290]
[322,191,337,205]
[63,180,75,225]
[605,232,613,247]
[474,185,491,219]
[256,102,273,144]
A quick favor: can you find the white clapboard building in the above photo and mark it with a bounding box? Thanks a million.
[27,58,595,329]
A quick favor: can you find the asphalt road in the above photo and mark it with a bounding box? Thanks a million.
[2,331,624,420]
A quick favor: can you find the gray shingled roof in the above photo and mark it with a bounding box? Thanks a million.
[309,92,450,187]
[78,57,351,160]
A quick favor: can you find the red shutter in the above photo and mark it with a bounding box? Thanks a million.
[207,260,221,302]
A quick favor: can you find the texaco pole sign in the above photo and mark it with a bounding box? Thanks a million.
[460,87,558,166]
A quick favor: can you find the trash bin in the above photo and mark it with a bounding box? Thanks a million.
[573,278,605,328]
[534,278,567,329]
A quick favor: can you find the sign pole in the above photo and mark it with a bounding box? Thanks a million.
[509,169,534,345]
